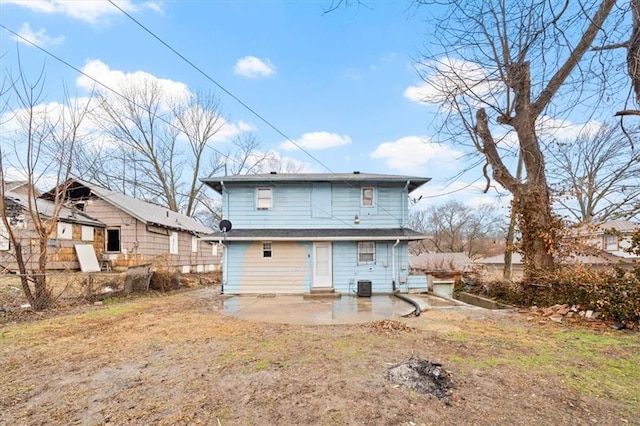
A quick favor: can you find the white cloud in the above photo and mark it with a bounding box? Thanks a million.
[233,56,276,78]
[280,131,352,151]
[2,0,162,24]
[13,23,64,47]
[76,62,255,145]
[404,58,502,109]
[210,120,256,143]
[536,116,603,141]
[77,59,191,107]
[371,136,462,174]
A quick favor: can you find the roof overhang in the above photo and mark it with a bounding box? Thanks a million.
[201,228,429,242]
[202,173,431,195]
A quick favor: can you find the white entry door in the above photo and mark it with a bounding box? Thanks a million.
[313,242,333,288]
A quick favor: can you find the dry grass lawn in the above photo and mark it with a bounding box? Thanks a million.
[1,286,639,425]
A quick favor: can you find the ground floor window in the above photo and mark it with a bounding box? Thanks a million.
[263,242,272,258]
[357,241,375,264]
[106,227,121,252]
[170,231,179,254]
[604,234,619,251]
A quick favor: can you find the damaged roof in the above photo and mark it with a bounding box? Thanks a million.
[3,191,104,227]
[44,179,212,235]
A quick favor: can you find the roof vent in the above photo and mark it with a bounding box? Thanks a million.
[353,171,360,174]
[270,171,277,174]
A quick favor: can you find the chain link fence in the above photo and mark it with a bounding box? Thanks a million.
[0,268,221,320]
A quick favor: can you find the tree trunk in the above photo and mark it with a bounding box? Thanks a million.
[13,241,37,308]
[34,238,52,310]
[511,182,557,279]
[476,103,558,280]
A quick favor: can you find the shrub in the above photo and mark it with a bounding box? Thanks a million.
[484,263,640,325]
[149,270,181,292]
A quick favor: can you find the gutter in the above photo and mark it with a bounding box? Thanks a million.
[199,235,421,242]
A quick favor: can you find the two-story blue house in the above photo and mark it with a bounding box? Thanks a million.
[202,172,430,295]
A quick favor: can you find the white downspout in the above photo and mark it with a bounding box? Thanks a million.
[219,240,227,293]
[220,180,227,293]
[392,239,400,291]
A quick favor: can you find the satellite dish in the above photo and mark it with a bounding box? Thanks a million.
[219,219,232,232]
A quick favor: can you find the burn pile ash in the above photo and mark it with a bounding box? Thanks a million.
[386,358,454,401]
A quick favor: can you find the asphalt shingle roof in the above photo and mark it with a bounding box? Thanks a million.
[4,191,105,227]
[202,172,431,194]
[51,179,212,235]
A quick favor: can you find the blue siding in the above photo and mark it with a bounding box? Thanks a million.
[221,178,416,295]
[332,241,408,294]
[224,183,407,229]
[312,184,332,218]
[222,242,250,294]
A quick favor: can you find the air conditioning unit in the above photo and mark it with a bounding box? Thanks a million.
[357,280,372,297]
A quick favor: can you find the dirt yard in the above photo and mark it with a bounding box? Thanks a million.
[1,286,638,425]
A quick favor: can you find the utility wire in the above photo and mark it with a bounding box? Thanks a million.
[0,23,354,227]
[107,0,331,174]
[0,23,245,171]
[106,1,423,226]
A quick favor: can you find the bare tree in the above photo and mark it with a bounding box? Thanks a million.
[1,64,91,310]
[548,123,640,222]
[410,201,506,259]
[76,76,295,222]
[173,90,227,216]
[90,78,183,211]
[409,0,627,278]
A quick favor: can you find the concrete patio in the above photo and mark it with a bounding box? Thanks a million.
[215,293,466,325]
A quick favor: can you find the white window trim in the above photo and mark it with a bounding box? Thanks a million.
[357,241,375,265]
[604,234,618,251]
[170,231,179,254]
[57,222,73,240]
[191,235,198,253]
[256,187,273,210]
[105,227,121,253]
[263,241,272,258]
[361,187,374,207]
[0,221,9,251]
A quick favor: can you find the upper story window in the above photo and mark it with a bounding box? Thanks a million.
[361,187,374,207]
[256,187,273,210]
[604,234,618,251]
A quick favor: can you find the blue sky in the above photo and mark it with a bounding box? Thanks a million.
[0,0,619,213]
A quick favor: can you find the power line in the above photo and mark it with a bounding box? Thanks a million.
[107,0,331,174]
[0,23,356,227]
[0,23,245,171]
[106,1,418,224]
